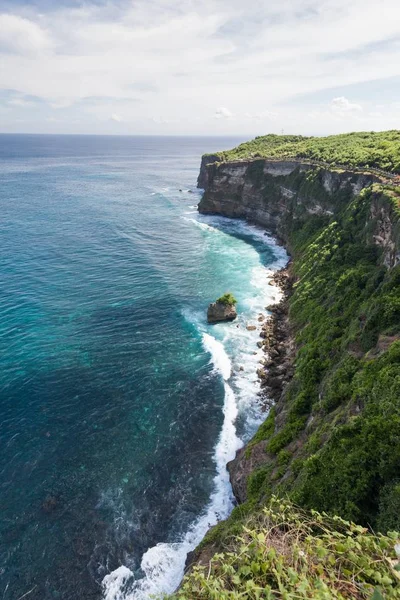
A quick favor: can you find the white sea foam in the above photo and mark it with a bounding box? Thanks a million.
[202,333,232,380]
[181,216,222,234]
[102,214,288,600]
[194,214,288,270]
[102,333,241,600]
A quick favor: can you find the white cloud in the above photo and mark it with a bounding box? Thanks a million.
[0,0,400,134]
[331,96,363,114]
[0,14,52,55]
[50,99,74,110]
[368,111,384,118]
[152,116,170,124]
[245,110,278,121]
[215,106,234,119]
[8,98,32,107]
[111,113,122,122]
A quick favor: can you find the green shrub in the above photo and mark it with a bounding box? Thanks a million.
[247,467,272,502]
[249,407,276,445]
[277,449,292,466]
[322,355,360,412]
[378,482,400,533]
[216,292,237,306]
[267,416,307,454]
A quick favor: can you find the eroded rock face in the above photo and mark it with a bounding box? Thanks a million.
[197,156,400,267]
[370,198,400,268]
[207,301,237,323]
[228,442,274,504]
[197,157,379,243]
[197,154,221,189]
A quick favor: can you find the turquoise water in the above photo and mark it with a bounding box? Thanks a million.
[0,135,287,600]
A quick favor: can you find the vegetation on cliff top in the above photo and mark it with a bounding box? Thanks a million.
[205,130,400,174]
[170,498,400,600]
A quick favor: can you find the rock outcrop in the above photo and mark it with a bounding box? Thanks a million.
[197,154,221,189]
[207,301,237,323]
[370,195,400,267]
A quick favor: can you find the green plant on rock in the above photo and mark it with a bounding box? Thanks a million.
[217,292,237,306]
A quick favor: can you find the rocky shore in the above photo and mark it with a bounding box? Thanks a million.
[257,266,295,406]
[185,262,295,572]
[227,264,296,504]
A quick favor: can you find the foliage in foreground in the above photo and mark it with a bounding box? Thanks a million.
[169,498,400,600]
[217,292,237,306]
[206,130,400,174]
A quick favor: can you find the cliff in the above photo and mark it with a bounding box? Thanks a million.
[197,149,400,524]
[198,156,399,267]
[169,134,400,599]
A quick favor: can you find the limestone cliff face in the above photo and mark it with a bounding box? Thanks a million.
[197,154,221,189]
[197,156,399,267]
[370,196,400,267]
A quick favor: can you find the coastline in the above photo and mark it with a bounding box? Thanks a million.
[103,214,289,600]
[184,257,294,573]
[109,138,399,597]
[170,134,400,598]
[227,263,295,504]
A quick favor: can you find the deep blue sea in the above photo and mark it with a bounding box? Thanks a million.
[0,135,287,600]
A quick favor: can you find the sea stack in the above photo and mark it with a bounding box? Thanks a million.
[207,293,237,323]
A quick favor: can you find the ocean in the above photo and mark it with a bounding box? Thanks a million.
[0,135,287,600]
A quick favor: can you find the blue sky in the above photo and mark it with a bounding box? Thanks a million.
[0,0,399,135]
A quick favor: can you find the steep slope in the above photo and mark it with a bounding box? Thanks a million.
[198,156,399,268]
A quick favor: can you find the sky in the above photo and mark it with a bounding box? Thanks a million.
[0,0,400,136]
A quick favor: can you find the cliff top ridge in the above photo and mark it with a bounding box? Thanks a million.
[203,130,400,176]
